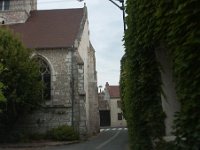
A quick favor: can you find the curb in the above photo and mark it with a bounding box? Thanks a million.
[0,140,79,149]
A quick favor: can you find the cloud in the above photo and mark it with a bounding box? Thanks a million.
[38,0,124,87]
[86,0,125,86]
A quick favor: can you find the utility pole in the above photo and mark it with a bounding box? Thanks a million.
[108,0,126,32]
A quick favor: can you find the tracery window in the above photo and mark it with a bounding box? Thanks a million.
[0,0,10,11]
[36,57,51,100]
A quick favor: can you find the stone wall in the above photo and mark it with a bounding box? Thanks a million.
[0,0,36,24]
[35,48,73,107]
[0,11,29,24]
[76,7,99,135]
[72,50,87,135]
[14,48,74,133]
[16,107,72,133]
[6,0,36,12]
[15,48,87,135]
[87,44,99,134]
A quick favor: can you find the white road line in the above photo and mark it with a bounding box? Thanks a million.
[96,131,121,149]
[100,129,105,132]
[100,127,128,132]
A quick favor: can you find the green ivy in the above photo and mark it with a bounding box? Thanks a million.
[121,0,200,149]
[0,63,5,106]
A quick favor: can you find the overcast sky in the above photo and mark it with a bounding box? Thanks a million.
[38,0,125,88]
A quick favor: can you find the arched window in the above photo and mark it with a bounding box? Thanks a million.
[36,57,51,100]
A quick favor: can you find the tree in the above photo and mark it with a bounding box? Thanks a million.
[0,28,43,133]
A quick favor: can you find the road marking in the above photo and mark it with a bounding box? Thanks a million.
[96,130,121,149]
[100,127,128,132]
[100,129,105,132]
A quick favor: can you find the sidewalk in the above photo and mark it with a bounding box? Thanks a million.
[0,140,79,149]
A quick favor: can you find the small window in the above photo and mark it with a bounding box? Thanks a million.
[0,0,10,11]
[118,113,123,120]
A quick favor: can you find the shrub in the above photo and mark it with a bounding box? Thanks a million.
[155,141,176,150]
[46,125,79,141]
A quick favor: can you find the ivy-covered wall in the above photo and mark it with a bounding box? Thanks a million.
[121,0,200,149]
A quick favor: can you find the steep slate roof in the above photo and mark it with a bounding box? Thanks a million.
[108,86,120,98]
[8,8,84,49]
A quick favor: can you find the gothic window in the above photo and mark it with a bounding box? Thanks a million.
[36,57,51,100]
[0,0,10,11]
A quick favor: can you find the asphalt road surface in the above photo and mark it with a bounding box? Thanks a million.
[1,127,129,150]
[46,127,129,150]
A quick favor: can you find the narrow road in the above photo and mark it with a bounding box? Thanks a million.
[46,127,129,150]
[1,127,129,150]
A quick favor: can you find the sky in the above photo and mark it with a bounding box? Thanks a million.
[38,0,125,88]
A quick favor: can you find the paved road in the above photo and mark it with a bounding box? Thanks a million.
[2,127,129,150]
[45,127,129,150]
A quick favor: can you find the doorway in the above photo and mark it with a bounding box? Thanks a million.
[99,110,111,126]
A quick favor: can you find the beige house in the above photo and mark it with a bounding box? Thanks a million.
[99,82,126,127]
[0,0,99,136]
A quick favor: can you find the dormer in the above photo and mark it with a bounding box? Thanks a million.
[0,0,37,25]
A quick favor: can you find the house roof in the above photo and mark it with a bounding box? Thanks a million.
[8,8,84,49]
[108,86,120,98]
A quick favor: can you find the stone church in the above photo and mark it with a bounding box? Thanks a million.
[0,0,99,135]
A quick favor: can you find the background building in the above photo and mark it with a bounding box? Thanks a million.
[99,82,126,127]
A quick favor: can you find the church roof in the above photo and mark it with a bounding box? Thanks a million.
[8,8,84,49]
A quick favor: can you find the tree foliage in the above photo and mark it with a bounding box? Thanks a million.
[0,28,43,133]
[121,0,199,149]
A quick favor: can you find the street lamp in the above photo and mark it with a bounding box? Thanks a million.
[108,0,126,32]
